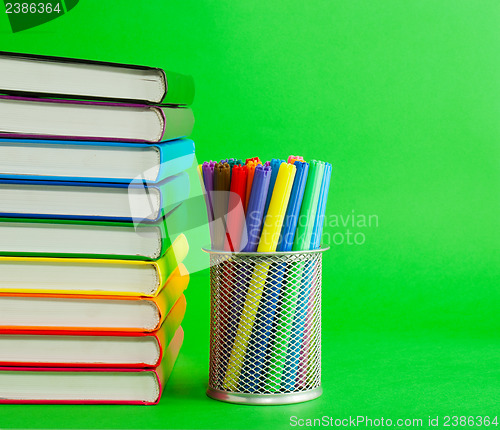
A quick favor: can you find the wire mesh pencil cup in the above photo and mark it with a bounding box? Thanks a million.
[203,248,327,405]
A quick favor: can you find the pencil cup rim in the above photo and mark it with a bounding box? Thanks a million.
[201,246,330,256]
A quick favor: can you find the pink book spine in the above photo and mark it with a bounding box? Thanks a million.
[0,367,160,405]
[0,95,165,143]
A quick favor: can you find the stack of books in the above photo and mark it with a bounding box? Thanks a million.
[0,52,195,404]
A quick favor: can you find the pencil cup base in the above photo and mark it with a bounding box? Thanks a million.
[206,386,323,405]
[205,249,326,406]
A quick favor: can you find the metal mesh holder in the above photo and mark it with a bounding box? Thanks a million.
[203,248,326,405]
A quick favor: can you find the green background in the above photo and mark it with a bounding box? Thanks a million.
[1,0,499,428]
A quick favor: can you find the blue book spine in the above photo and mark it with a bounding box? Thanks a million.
[0,172,189,223]
[0,138,195,184]
[155,139,195,182]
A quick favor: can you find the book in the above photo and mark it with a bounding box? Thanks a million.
[0,172,189,222]
[0,138,195,184]
[0,250,188,296]
[0,266,189,332]
[0,51,195,105]
[0,326,184,404]
[0,294,186,368]
[0,96,194,143]
[0,217,188,261]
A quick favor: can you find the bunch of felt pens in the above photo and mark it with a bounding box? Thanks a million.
[199,156,331,253]
[199,155,331,398]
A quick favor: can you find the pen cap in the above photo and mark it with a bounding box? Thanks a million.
[263,159,285,218]
[224,164,248,252]
[228,164,248,210]
[245,157,261,165]
[212,162,231,250]
[227,158,238,169]
[214,162,231,187]
[287,155,304,164]
[244,160,261,212]
[277,160,310,252]
[258,162,296,252]
[202,161,216,175]
[292,160,326,251]
[202,162,216,206]
[310,162,332,250]
[242,164,272,252]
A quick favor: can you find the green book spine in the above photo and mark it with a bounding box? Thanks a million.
[0,217,172,261]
